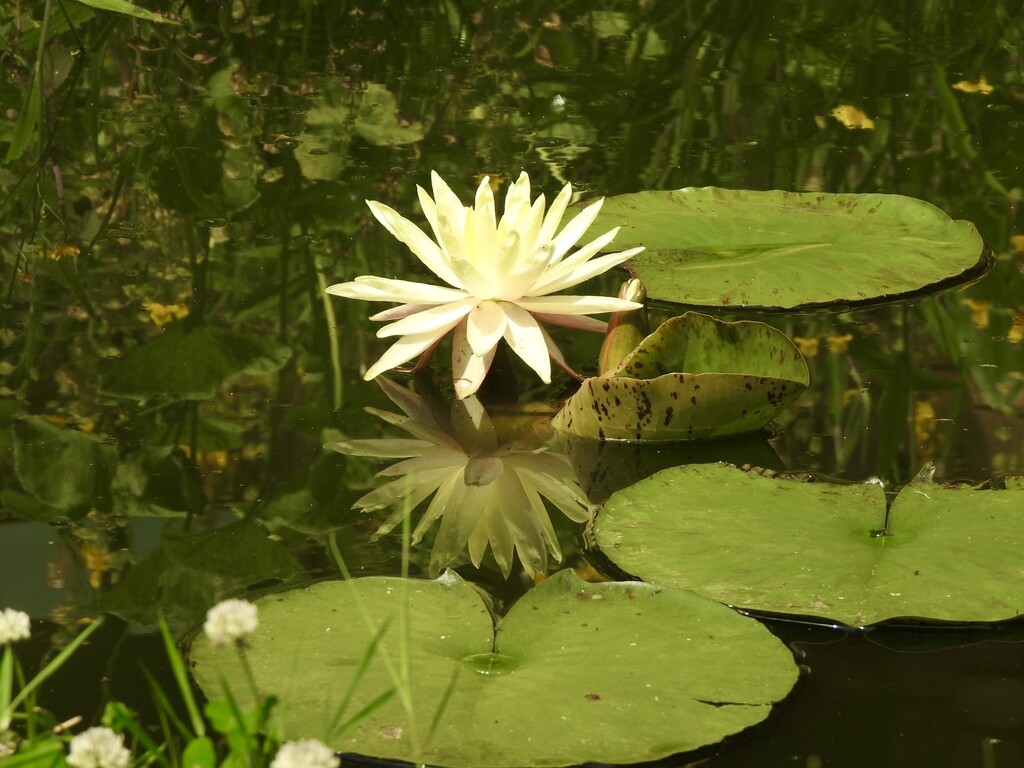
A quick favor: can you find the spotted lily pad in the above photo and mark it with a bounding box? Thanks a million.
[582,188,989,310]
[190,570,797,767]
[590,464,1024,626]
[552,312,808,442]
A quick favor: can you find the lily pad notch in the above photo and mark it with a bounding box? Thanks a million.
[189,569,798,767]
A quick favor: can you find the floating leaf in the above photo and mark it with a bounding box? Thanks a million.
[581,188,988,310]
[12,417,117,515]
[103,325,291,400]
[591,464,1024,626]
[190,570,797,766]
[553,313,808,442]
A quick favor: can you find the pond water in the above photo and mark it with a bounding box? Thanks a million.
[2,1,1024,767]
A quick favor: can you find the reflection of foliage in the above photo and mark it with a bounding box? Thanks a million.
[0,6,1021,761]
[327,379,591,577]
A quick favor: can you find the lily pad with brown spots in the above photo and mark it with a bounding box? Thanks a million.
[578,187,989,311]
[552,312,808,442]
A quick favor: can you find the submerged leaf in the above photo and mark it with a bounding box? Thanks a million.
[103,325,291,400]
[12,417,118,515]
[190,569,797,766]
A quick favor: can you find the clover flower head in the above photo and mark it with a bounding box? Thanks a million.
[66,727,131,768]
[0,608,30,644]
[203,599,258,647]
[327,171,644,398]
[271,739,340,768]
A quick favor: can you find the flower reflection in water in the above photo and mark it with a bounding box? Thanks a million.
[326,378,592,578]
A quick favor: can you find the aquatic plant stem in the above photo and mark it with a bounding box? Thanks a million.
[235,643,260,704]
[316,256,344,411]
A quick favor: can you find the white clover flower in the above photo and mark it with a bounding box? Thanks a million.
[327,378,592,578]
[66,727,131,768]
[271,739,340,768]
[0,608,30,644]
[203,599,258,647]
[327,171,644,398]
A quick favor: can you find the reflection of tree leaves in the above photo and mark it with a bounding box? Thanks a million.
[101,520,303,625]
[12,417,118,515]
[296,83,425,181]
[103,325,291,400]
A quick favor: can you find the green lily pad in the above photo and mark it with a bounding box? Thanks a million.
[583,188,989,310]
[590,464,1024,626]
[103,325,291,400]
[552,312,808,442]
[190,570,797,767]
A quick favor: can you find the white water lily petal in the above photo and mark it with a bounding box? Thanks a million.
[452,319,496,399]
[537,182,572,248]
[503,304,551,383]
[327,276,469,305]
[324,438,434,458]
[368,304,435,322]
[530,227,621,292]
[366,201,464,288]
[465,300,508,356]
[364,408,458,447]
[532,246,645,295]
[364,330,449,380]
[376,297,478,338]
[550,198,604,261]
[531,311,607,332]
[354,466,456,512]
[376,449,469,477]
[517,294,643,315]
[413,470,464,543]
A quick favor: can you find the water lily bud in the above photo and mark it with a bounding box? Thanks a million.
[598,278,649,375]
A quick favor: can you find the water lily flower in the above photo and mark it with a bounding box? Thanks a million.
[203,599,258,647]
[326,378,593,577]
[327,171,644,398]
[271,739,340,768]
[66,727,131,768]
[0,608,30,644]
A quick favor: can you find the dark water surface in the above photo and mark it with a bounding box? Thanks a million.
[2,1,1024,766]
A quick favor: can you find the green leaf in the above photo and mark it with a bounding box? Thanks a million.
[553,313,809,441]
[181,737,217,768]
[103,325,291,400]
[70,0,181,24]
[12,417,117,513]
[591,464,1024,626]
[583,188,988,310]
[190,570,797,766]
